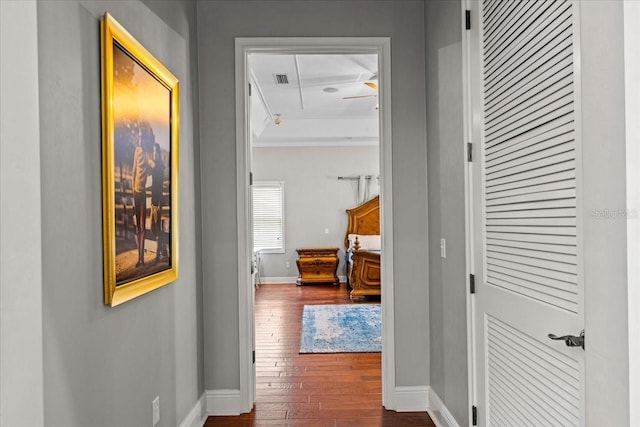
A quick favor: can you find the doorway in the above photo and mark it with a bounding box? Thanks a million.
[235,38,394,412]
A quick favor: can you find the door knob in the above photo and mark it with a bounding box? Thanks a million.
[548,330,585,350]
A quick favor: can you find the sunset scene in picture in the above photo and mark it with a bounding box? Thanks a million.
[112,44,172,286]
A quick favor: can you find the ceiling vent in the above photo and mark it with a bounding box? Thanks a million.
[274,74,289,84]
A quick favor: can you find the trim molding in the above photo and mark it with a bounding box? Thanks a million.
[178,394,206,427]
[462,0,478,424]
[236,37,395,412]
[257,276,297,284]
[427,386,460,427]
[185,387,463,426]
[258,275,347,285]
[204,389,242,416]
[198,387,461,426]
[393,386,429,412]
[624,2,640,425]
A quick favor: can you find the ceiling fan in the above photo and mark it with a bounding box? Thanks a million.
[342,76,378,100]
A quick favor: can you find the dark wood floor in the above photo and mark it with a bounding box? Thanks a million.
[204,283,435,427]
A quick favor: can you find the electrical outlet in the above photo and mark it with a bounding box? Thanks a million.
[285,261,291,269]
[152,396,160,426]
[440,238,446,259]
[324,228,329,234]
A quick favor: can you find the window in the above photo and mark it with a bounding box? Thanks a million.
[252,181,285,253]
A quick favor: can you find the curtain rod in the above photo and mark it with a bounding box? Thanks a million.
[337,175,378,180]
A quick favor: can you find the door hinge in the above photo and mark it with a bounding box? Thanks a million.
[470,274,476,294]
[249,82,252,96]
[250,172,253,186]
[465,10,471,30]
[467,142,473,162]
[252,350,256,364]
[472,405,478,425]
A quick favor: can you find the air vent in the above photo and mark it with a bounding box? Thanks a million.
[274,74,289,84]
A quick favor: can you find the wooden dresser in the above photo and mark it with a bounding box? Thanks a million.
[295,247,340,286]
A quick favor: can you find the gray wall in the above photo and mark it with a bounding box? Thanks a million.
[425,0,468,425]
[37,1,203,426]
[580,1,630,425]
[253,146,379,280]
[198,0,430,391]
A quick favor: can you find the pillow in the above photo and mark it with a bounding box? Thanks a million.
[348,234,381,251]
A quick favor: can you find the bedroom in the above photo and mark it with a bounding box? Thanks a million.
[248,52,388,411]
[249,53,382,293]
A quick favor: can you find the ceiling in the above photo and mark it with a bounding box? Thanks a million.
[249,53,380,147]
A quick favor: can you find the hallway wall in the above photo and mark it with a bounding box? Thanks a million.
[2,1,635,425]
[0,1,44,424]
[425,0,468,425]
[197,0,430,394]
[36,1,203,425]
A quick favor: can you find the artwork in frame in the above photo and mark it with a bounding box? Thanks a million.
[101,13,179,306]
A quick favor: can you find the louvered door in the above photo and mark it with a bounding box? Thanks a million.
[471,0,585,425]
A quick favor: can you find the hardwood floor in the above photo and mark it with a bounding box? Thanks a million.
[204,283,435,427]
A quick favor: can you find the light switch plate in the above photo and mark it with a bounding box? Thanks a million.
[152,396,160,426]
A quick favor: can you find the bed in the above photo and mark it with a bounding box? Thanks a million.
[344,195,381,301]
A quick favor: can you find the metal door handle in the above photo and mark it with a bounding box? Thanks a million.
[548,330,584,350]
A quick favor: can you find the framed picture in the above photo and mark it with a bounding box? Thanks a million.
[101,13,179,306]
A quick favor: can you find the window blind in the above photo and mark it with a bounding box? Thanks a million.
[252,182,285,253]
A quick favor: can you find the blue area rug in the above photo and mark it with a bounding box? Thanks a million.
[300,304,381,353]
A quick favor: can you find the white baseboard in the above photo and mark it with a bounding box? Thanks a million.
[204,389,242,415]
[197,386,458,426]
[257,276,297,284]
[258,275,347,285]
[178,393,206,427]
[426,386,460,427]
[393,386,429,412]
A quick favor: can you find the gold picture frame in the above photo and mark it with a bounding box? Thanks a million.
[101,13,179,306]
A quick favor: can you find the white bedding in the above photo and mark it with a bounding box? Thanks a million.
[347,233,381,251]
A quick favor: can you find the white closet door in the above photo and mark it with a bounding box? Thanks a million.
[472,1,585,425]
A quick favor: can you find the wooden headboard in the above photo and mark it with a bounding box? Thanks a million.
[344,195,380,249]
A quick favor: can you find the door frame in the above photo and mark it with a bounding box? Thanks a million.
[234,37,395,412]
[461,1,478,424]
[624,3,640,425]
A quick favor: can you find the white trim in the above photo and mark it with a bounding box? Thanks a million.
[235,40,256,414]
[427,386,461,427]
[204,390,242,416]
[393,386,429,412]
[571,3,587,424]
[461,1,477,426]
[624,2,640,425]
[235,37,395,411]
[258,276,298,284]
[178,394,206,427]
[258,275,347,285]
[377,38,395,410]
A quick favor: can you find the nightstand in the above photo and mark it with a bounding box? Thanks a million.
[295,247,340,286]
